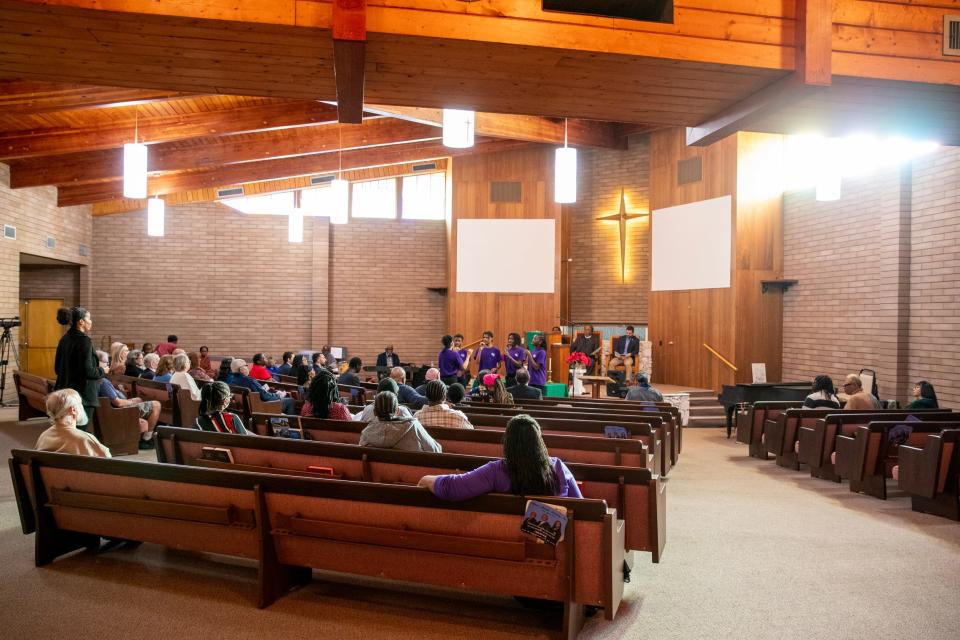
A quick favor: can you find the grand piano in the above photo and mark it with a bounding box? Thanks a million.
[718,381,812,438]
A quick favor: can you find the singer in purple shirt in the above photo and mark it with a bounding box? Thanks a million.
[452,333,471,386]
[527,333,548,391]
[418,414,582,501]
[502,332,527,387]
[438,334,466,384]
[473,330,502,373]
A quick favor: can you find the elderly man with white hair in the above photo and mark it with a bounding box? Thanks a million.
[415,367,441,396]
[35,388,111,457]
[389,366,428,410]
[229,358,296,414]
[841,373,882,410]
[141,352,160,379]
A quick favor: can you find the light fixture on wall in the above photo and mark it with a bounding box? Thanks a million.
[330,125,349,224]
[123,108,148,199]
[147,197,165,236]
[442,108,475,148]
[554,118,577,203]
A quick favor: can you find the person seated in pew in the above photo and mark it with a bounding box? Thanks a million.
[906,380,939,409]
[216,357,233,383]
[625,375,663,402]
[36,388,111,457]
[290,354,312,386]
[321,345,338,371]
[417,414,582,501]
[447,383,466,407]
[196,381,248,434]
[109,342,129,376]
[803,375,841,409]
[172,348,187,357]
[124,349,147,378]
[198,345,217,378]
[248,353,274,382]
[311,352,327,375]
[390,366,428,410]
[187,352,213,382]
[492,376,514,405]
[276,351,294,376]
[302,368,353,421]
[502,332,527,388]
[98,374,160,449]
[265,355,280,375]
[155,335,179,356]
[415,380,473,429]
[841,373,882,410]
[415,367,440,395]
[360,391,442,453]
[141,342,155,355]
[153,355,176,383]
[141,352,160,379]
[170,354,201,401]
[353,378,414,422]
[507,368,543,400]
[338,356,363,387]
[469,371,495,403]
[228,358,296,415]
[438,334,468,386]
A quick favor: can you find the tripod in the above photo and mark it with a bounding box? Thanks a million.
[0,325,21,407]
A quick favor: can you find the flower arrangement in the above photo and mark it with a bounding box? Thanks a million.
[566,352,591,368]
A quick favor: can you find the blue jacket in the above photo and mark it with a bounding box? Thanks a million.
[396,383,428,410]
[613,335,640,357]
[229,373,281,402]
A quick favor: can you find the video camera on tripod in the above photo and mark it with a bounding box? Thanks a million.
[0,315,23,406]
[0,316,22,329]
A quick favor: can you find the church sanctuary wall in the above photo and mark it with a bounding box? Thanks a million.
[568,135,651,325]
[90,201,447,366]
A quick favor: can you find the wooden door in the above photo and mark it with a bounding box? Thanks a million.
[19,299,63,380]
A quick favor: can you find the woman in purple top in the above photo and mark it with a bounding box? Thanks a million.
[527,333,548,393]
[502,332,527,388]
[438,334,465,385]
[418,414,582,501]
[472,330,502,374]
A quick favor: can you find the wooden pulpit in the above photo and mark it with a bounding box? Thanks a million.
[549,339,570,386]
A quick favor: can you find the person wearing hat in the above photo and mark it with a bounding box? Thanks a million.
[626,375,663,402]
[841,374,882,410]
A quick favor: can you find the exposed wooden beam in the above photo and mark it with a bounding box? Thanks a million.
[9,118,441,188]
[797,0,832,86]
[0,100,341,160]
[56,138,532,206]
[332,0,366,124]
[366,105,624,149]
[0,79,194,114]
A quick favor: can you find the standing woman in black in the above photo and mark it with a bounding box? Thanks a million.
[54,306,104,428]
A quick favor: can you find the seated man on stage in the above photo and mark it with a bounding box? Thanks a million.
[571,325,602,375]
[608,325,640,383]
[376,345,400,379]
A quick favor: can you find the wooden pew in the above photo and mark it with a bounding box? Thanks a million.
[175,388,200,430]
[13,371,52,420]
[838,420,960,499]
[735,401,803,459]
[797,411,956,482]
[91,397,141,456]
[154,426,666,563]
[131,377,179,426]
[250,413,654,471]
[8,449,624,635]
[896,429,960,520]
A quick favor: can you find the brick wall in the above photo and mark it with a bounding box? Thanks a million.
[90,202,447,367]
[782,147,960,407]
[568,134,651,324]
[20,266,81,306]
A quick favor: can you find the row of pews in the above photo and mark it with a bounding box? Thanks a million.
[735,401,960,520]
[9,383,681,638]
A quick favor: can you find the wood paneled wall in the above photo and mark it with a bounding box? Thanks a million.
[648,128,784,391]
[447,146,561,350]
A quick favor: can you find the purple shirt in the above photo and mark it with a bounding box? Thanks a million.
[474,346,502,372]
[503,347,527,376]
[528,348,547,386]
[433,458,582,502]
[438,348,464,377]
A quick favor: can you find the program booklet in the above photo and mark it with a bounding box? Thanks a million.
[201,447,234,463]
[520,500,568,546]
[603,425,629,439]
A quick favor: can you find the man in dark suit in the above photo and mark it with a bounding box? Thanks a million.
[376,345,400,379]
[608,325,641,383]
[506,369,543,400]
[571,325,602,375]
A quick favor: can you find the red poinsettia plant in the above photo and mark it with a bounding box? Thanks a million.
[566,352,592,368]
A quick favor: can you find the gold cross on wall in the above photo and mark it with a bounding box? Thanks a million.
[596,187,648,283]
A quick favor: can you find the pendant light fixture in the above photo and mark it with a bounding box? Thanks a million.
[147,197,165,236]
[124,108,148,199]
[554,118,577,204]
[330,125,349,224]
[442,108,475,149]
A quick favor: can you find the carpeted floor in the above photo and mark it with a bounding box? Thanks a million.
[0,426,958,639]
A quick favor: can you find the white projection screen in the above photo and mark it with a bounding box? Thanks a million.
[456,219,555,293]
[651,195,732,291]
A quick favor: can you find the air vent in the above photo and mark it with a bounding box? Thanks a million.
[490,181,522,203]
[310,175,335,186]
[216,186,244,198]
[678,157,702,186]
[412,162,438,172]
[945,15,960,56]
[79,244,88,257]
[3,225,14,240]
[46,236,56,249]
[542,0,673,23]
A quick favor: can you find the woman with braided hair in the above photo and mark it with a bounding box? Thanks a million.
[302,368,352,420]
[196,381,248,434]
